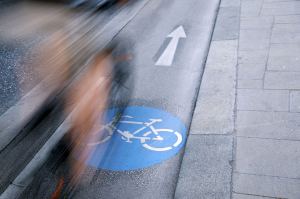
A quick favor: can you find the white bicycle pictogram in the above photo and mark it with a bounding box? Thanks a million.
[88,115,183,152]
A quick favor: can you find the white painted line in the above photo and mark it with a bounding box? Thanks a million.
[155,26,186,66]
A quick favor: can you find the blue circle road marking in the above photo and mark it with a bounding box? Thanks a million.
[86,106,187,171]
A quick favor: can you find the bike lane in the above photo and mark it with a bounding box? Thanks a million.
[73,0,220,198]
[17,0,220,198]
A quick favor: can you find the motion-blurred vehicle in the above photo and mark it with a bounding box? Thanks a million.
[0,1,134,198]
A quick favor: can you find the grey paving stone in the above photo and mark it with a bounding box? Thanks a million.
[213,7,240,41]
[273,23,300,32]
[261,1,300,15]
[236,137,300,178]
[240,16,273,29]
[237,89,289,111]
[238,50,269,64]
[175,135,233,199]
[232,193,273,199]
[241,0,263,17]
[205,40,238,67]
[268,56,300,71]
[238,79,263,89]
[271,31,300,44]
[237,110,300,140]
[238,63,265,79]
[264,71,300,89]
[221,0,240,7]
[240,29,271,41]
[268,43,300,57]
[240,29,271,40]
[275,15,300,24]
[265,0,298,2]
[271,24,300,44]
[268,43,300,71]
[239,29,271,50]
[191,40,237,135]
[290,91,300,112]
[239,39,270,50]
[233,173,300,199]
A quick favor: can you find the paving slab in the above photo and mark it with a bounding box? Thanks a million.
[241,0,263,17]
[175,135,233,199]
[237,89,289,111]
[238,63,265,79]
[236,137,300,178]
[240,16,273,30]
[290,91,300,113]
[275,15,300,24]
[271,31,300,44]
[265,0,300,2]
[261,1,300,16]
[239,29,271,50]
[264,71,300,89]
[212,7,240,41]
[205,40,238,67]
[273,23,300,32]
[267,43,300,71]
[237,110,300,140]
[238,79,263,89]
[233,172,300,199]
[271,23,300,43]
[191,40,237,135]
[238,50,269,64]
[220,0,240,8]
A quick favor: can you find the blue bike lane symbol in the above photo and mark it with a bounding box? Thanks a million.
[86,106,187,171]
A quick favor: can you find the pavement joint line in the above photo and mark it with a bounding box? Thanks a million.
[238,88,300,91]
[190,130,234,135]
[262,16,275,89]
[237,79,264,80]
[236,109,296,113]
[232,0,242,198]
[288,89,291,112]
[237,109,300,112]
[236,135,300,142]
[266,69,300,72]
[233,171,300,181]
[189,133,234,136]
[233,192,285,199]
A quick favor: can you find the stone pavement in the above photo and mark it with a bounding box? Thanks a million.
[176,0,300,198]
[235,0,300,198]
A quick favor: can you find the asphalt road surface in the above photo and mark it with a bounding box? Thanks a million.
[2,0,220,198]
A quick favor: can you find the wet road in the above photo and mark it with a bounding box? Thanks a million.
[0,38,42,115]
[1,0,220,198]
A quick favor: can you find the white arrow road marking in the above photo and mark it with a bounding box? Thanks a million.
[155,26,186,66]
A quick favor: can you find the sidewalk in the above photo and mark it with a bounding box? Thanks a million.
[235,0,300,198]
[176,0,300,198]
